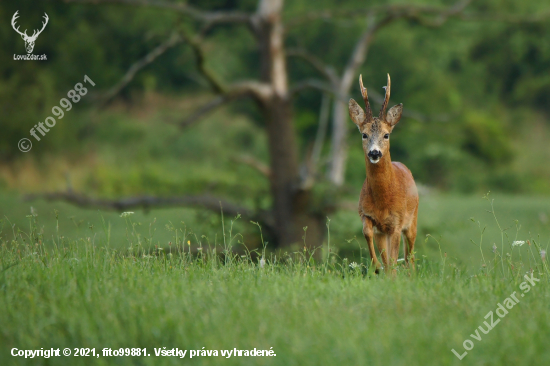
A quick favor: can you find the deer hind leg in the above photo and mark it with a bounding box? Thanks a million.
[388,231,402,273]
[362,216,381,272]
[403,214,418,268]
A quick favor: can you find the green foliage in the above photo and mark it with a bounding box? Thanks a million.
[462,111,513,165]
[1,0,549,193]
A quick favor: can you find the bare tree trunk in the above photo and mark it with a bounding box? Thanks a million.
[328,94,350,186]
[326,2,471,185]
[257,0,325,248]
[327,15,383,186]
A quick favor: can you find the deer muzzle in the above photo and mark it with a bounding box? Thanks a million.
[367,149,382,163]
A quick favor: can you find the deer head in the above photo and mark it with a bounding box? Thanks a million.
[11,11,49,54]
[349,74,403,164]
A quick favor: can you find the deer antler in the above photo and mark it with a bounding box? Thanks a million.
[379,73,391,119]
[359,74,373,122]
[30,13,49,39]
[11,11,28,38]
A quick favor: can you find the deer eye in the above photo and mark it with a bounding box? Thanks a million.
[362,133,368,139]
[384,134,390,139]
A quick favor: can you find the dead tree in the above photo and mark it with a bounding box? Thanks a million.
[43,0,543,248]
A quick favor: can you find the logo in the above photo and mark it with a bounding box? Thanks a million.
[12,10,48,60]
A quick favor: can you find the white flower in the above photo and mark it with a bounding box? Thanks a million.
[120,212,134,218]
[259,257,266,268]
[349,262,359,269]
[512,241,525,247]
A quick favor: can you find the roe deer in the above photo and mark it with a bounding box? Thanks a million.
[348,74,418,273]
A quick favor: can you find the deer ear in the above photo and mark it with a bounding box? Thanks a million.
[385,103,403,127]
[349,99,366,128]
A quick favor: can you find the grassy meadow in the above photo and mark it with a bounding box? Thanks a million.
[3,0,550,364]
[1,190,549,266]
[1,94,549,366]
[1,192,550,365]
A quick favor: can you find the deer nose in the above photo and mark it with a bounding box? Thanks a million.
[368,149,382,159]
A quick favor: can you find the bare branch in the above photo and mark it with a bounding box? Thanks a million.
[310,93,331,171]
[177,80,273,128]
[290,79,342,99]
[232,155,271,178]
[179,23,273,102]
[343,0,470,89]
[285,0,550,29]
[100,26,272,112]
[340,12,391,93]
[178,95,232,129]
[26,191,254,218]
[285,1,471,29]
[287,48,338,85]
[456,10,550,24]
[300,93,330,189]
[181,31,226,94]
[291,78,450,123]
[101,32,182,104]
[229,81,274,102]
[65,0,252,26]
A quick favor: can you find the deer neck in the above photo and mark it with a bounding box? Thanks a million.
[365,151,394,196]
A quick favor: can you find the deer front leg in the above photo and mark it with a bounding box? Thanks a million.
[362,216,381,271]
[374,232,390,272]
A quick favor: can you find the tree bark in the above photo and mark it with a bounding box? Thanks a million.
[327,14,386,186]
[256,0,325,248]
[328,94,350,186]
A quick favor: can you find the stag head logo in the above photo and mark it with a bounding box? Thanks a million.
[11,11,49,54]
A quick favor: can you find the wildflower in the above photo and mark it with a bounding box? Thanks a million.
[187,240,191,246]
[512,241,525,247]
[197,247,203,251]
[541,250,546,261]
[259,257,266,268]
[492,244,497,253]
[120,212,134,218]
[349,262,359,270]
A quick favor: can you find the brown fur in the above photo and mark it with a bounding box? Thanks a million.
[349,74,418,273]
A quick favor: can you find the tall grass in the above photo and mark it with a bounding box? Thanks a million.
[1,198,549,365]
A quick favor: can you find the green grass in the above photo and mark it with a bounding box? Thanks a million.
[1,201,550,366]
[2,192,550,266]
